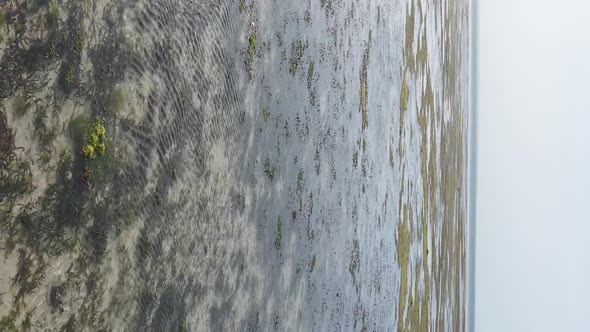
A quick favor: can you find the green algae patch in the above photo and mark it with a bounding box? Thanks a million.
[87,142,113,185]
[389,143,394,166]
[416,32,428,73]
[306,221,315,241]
[9,152,85,256]
[349,239,360,276]
[398,70,410,155]
[309,255,316,272]
[245,31,256,77]
[0,312,17,332]
[82,118,107,159]
[70,117,113,187]
[396,205,411,332]
[74,30,85,55]
[12,95,28,118]
[400,71,409,115]
[307,61,315,89]
[314,146,321,175]
[247,32,256,64]
[179,320,188,332]
[69,115,89,143]
[264,159,276,181]
[274,216,282,251]
[262,106,270,123]
[404,4,416,72]
[406,262,430,332]
[48,1,60,27]
[59,25,86,93]
[359,34,370,131]
[296,170,304,192]
[289,40,306,75]
[399,71,409,143]
[33,108,56,154]
[12,249,49,310]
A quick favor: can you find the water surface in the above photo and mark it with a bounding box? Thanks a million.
[0,0,469,330]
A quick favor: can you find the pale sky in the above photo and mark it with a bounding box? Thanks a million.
[475,0,590,331]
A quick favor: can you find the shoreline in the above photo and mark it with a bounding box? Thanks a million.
[466,0,478,331]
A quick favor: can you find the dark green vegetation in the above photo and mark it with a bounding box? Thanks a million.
[0,312,17,332]
[398,71,409,154]
[403,4,416,73]
[296,170,304,192]
[264,159,276,180]
[12,249,48,311]
[0,0,143,328]
[262,106,270,123]
[0,112,33,221]
[400,73,410,113]
[11,96,27,117]
[314,147,321,175]
[348,240,360,277]
[319,0,335,16]
[359,34,370,131]
[58,21,85,93]
[0,3,91,119]
[81,118,107,159]
[396,205,411,332]
[178,319,188,332]
[307,60,318,105]
[307,61,315,89]
[274,217,282,251]
[239,0,258,78]
[0,9,6,27]
[289,40,307,74]
[245,31,256,77]
[72,116,113,187]
[32,108,56,157]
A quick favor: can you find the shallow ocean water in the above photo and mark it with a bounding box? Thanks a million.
[0,0,469,330]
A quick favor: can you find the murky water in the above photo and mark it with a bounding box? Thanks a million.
[0,0,469,330]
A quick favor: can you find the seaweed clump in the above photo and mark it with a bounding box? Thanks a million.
[82,118,106,159]
[16,152,85,256]
[0,313,17,332]
[58,18,85,93]
[12,96,27,117]
[73,117,113,187]
[0,111,15,168]
[12,249,48,311]
[0,111,33,215]
[359,32,371,131]
[289,40,307,75]
[274,217,282,251]
[245,31,256,77]
[264,159,276,181]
